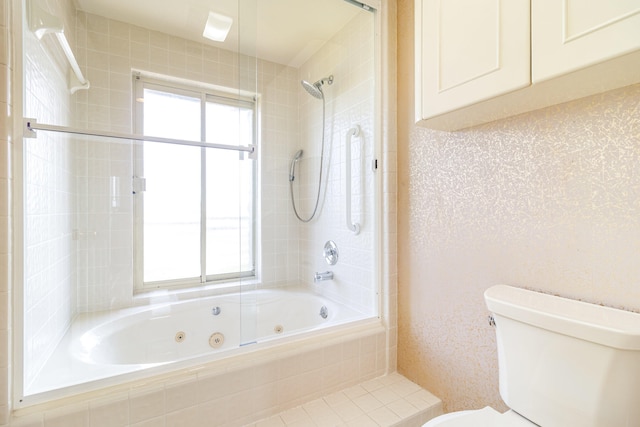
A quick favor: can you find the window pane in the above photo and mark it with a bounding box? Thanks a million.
[143,88,201,141]
[143,90,201,282]
[205,102,254,276]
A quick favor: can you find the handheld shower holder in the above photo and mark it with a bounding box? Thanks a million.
[289,149,304,182]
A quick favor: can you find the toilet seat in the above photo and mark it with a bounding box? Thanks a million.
[423,407,536,426]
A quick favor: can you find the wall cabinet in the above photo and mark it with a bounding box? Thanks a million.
[415,0,530,120]
[416,0,640,131]
[533,0,640,82]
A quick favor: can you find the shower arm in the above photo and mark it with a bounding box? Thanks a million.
[345,125,361,235]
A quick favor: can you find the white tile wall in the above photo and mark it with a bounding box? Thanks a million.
[22,0,76,391]
[299,12,378,314]
[74,135,133,313]
[254,61,300,288]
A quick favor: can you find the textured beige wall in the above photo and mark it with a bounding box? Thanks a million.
[397,0,640,413]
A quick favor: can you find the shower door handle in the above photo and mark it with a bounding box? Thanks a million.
[346,125,361,235]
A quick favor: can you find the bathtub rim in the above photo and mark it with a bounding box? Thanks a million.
[14,312,383,412]
[67,287,360,369]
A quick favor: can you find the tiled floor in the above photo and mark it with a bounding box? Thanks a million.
[248,373,443,427]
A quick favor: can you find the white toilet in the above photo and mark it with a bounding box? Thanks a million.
[424,284,640,427]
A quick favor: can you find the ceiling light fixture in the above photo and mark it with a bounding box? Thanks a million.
[203,11,233,42]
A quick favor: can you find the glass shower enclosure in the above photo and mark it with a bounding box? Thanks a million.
[17,0,378,405]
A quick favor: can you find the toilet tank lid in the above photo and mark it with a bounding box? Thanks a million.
[485,285,640,350]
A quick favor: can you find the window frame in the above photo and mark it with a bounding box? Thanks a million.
[132,74,257,292]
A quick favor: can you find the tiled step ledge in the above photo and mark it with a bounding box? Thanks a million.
[248,373,443,427]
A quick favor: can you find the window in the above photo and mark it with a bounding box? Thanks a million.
[133,76,256,289]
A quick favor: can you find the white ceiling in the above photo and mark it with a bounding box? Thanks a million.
[72,0,363,67]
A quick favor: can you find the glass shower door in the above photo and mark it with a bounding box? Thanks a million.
[18,0,260,402]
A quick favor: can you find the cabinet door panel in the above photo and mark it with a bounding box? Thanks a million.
[416,0,530,120]
[533,0,640,83]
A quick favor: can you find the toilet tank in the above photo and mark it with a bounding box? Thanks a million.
[485,285,640,427]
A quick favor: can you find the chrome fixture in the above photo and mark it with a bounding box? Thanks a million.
[314,271,334,282]
[319,306,329,319]
[212,306,221,315]
[300,75,333,100]
[488,315,496,327]
[343,0,375,12]
[289,149,304,182]
[324,240,339,265]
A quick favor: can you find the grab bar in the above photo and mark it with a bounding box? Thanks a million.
[345,125,361,235]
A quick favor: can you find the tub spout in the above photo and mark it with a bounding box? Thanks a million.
[314,271,333,282]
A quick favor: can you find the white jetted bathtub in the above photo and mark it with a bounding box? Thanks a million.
[26,288,365,397]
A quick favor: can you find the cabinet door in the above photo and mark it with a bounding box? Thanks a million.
[533,0,640,83]
[415,0,530,121]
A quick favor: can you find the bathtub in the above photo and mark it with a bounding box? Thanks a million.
[25,287,368,399]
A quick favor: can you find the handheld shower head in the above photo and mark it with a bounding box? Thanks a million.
[289,149,304,182]
[300,75,334,99]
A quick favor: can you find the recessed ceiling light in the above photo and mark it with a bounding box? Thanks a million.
[203,11,233,42]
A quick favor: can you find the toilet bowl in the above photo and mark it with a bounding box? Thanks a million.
[423,407,535,426]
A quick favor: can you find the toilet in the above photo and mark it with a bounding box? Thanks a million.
[424,284,640,427]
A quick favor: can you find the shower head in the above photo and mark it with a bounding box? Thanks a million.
[289,149,304,182]
[301,75,334,99]
[301,80,323,99]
